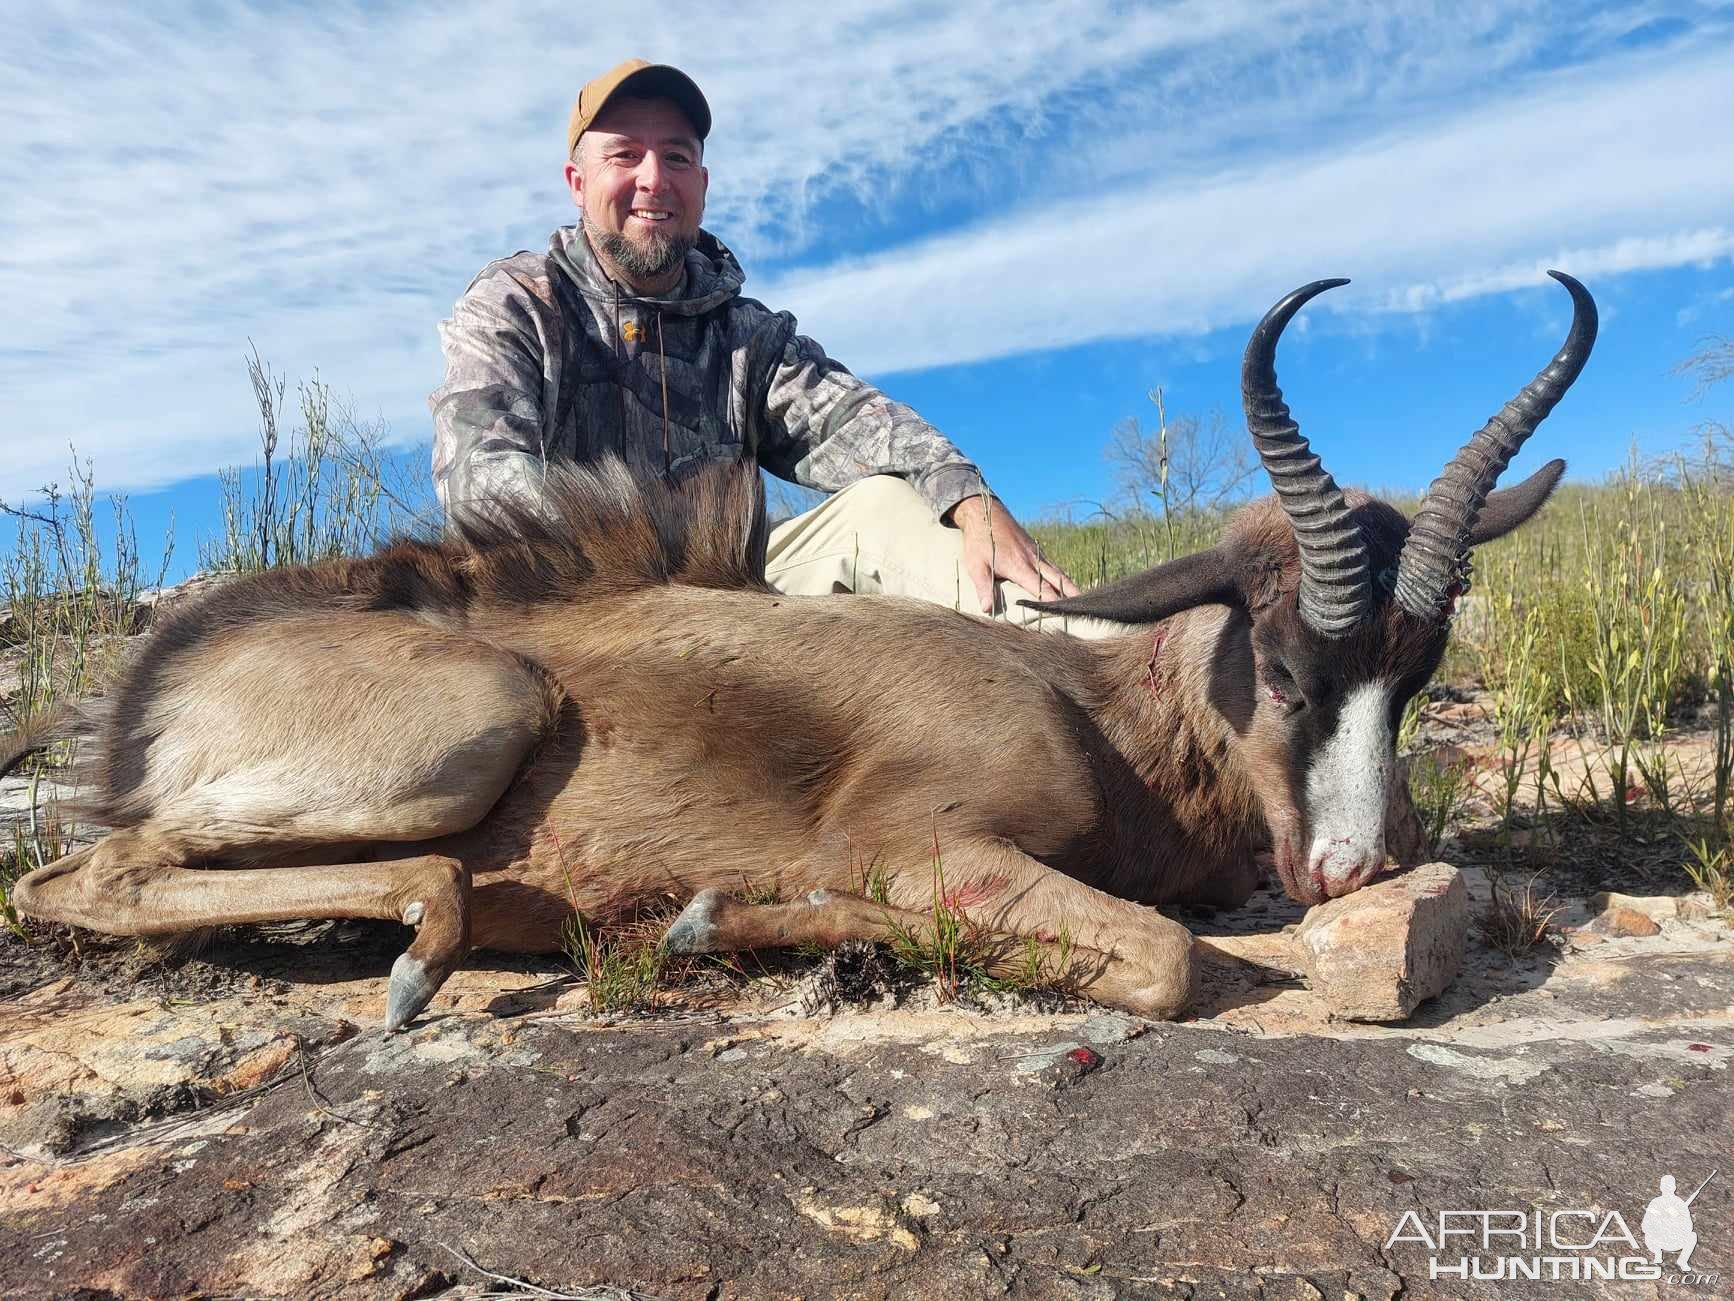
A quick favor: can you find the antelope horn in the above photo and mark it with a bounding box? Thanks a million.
[1391,270,1597,622]
[1242,278,1369,637]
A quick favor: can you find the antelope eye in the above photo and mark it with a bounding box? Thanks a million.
[1263,660,1299,706]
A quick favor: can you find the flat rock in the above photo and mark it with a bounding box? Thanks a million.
[2,881,1732,1298]
[3,980,1729,1301]
[1591,889,1718,922]
[1295,863,1467,1021]
[1587,904,1663,937]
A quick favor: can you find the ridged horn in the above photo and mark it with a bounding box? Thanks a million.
[1391,271,1597,622]
[1242,278,1368,638]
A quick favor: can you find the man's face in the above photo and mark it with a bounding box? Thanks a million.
[565,96,708,289]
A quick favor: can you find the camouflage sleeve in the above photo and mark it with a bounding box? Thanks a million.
[756,331,986,520]
[427,269,554,521]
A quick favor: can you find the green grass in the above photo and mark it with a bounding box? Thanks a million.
[200,350,434,574]
[1681,833,1734,917]
[2,802,76,942]
[1458,449,1733,853]
[1406,749,1476,855]
[559,910,667,1013]
[880,848,980,1003]
[2,452,169,729]
[0,857,27,941]
[878,833,1079,1002]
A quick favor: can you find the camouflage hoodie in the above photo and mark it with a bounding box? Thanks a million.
[429,224,985,520]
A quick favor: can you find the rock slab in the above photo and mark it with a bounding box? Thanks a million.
[1296,862,1467,1021]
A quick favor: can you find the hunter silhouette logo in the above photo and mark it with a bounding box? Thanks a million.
[1643,1171,1715,1270]
[622,320,644,343]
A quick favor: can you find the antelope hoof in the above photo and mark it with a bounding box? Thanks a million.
[385,952,442,1032]
[663,888,730,954]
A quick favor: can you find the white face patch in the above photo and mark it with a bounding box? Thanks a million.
[1303,680,1395,898]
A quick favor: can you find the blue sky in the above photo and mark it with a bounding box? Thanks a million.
[5,1,1734,579]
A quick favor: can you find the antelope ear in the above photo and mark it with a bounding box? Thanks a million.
[1018,546,1240,625]
[1467,459,1566,546]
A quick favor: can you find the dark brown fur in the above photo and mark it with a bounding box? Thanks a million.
[0,704,64,780]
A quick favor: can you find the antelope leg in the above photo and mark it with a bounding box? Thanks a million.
[889,838,1196,1018]
[664,886,1107,998]
[664,886,924,953]
[666,838,1196,1019]
[12,835,469,1031]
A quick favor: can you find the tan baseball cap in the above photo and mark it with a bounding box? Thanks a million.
[566,59,711,157]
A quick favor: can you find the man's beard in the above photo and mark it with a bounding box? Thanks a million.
[585,214,695,283]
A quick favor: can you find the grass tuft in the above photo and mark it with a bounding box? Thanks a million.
[559,910,667,1014]
[882,844,985,1004]
[1405,750,1476,855]
[1475,874,1561,958]
[1681,833,1734,917]
[201,348,433,574]
[879,829,1079,1001]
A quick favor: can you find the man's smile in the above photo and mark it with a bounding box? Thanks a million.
[629,209,672,223]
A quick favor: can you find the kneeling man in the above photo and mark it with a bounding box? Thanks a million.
[430,59,1107,632]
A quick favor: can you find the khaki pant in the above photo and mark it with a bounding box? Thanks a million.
[765,475,1125,640]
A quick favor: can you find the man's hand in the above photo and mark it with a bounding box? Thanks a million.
[943,492,1080,614]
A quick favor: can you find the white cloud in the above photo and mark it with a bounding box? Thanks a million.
[1428,232,1734,307]
[762,42,1734,374]
[2,1,1731,499]
[1677,280,1734,327]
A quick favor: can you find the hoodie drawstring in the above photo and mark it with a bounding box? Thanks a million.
[657,310,671,480]
[612,288,628,461]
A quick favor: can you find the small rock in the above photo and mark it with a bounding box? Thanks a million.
[1296,863,1467,1021]
[792,1188,919,1252]
[1589,891,1668,919]
[1588,905,1661,938]
[1078,1012,1141,1045]
[1429,701,1483,725]
[1013,1043,1103,1089]
[209,1036,300,1093]
[902,1192,941,1219]
[344,1235,397,1283]
[1045,1046,1102,1088]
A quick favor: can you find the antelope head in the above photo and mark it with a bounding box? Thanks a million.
[1026,272,1597,904]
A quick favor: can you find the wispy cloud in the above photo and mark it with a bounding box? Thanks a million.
[1679,282,1734,326]
[2,1,1731,498]
[763,40,1734,373]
